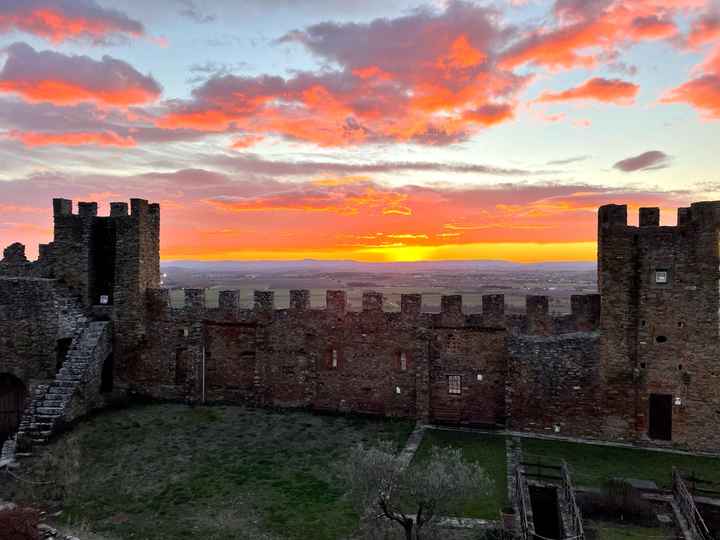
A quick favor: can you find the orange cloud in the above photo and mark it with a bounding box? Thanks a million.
[501,1,697,71]
[0,1,144,44]
[155,3,525,146]
[230,134,265,149]
[205,182,410,216]
[0,43,161,107]
[7,129,136,147]
[686,12,720,48]
[662,74,720,119]
[662,39,720,120]
[536,78,639,105]
[438,35,487,70]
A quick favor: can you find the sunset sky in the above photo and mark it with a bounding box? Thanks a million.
[0,0,719,262]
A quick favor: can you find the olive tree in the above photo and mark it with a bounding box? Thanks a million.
[345,441,490,540]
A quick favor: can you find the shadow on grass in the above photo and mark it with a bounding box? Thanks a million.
[23,403,414,540]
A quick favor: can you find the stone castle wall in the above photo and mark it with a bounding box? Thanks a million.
[129,288,601,431]
[4,197,720,453]
[507,332,600,437]
[0,277,86,384]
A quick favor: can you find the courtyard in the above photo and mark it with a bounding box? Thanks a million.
[3,404,720,539]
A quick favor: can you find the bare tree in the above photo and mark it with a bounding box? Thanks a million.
[345,441,490,540]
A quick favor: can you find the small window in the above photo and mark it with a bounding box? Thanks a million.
[395,386,401,394]
[331,349,338,368]
[656,335,668,344]
[99,294,109,305]
[399,352,407,371]
[655,270,668,284]
[448,375,462,395]
[476,373,483,382]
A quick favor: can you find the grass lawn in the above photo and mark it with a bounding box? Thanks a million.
[35,404,414,540]
[523,438,720,489]
[412,429,508,520]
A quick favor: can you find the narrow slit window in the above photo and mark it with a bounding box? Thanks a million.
[448,375,462,395]
[399,352,407,371]
[331,349,338,369]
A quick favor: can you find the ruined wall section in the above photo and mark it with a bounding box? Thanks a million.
[599,204,720,451]
[507,332,601,437]
[0,278,86,384]
[0,243,50,278]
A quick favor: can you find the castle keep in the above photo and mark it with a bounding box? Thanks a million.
[1,198,719,457]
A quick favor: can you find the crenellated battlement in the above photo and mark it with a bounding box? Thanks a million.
[599,201,720,231]
[145,287,601,335]
[52,198,160,220]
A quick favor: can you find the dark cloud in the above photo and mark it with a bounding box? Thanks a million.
[613,150,671,172]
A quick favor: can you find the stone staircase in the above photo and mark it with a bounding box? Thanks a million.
[16,321,112,450]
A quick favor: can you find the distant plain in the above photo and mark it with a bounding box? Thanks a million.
[162,262,597,314]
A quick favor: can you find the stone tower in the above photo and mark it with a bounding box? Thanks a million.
[50,198,160,383]
[598,202,720,449]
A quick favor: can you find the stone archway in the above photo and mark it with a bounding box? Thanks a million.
[0,373,26,445]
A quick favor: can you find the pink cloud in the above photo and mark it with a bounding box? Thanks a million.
[501,0,701,71]
[686,11,720,48]
[156,2,526,146]
[7,129,136,147]
[0,0,144,44]
[0,42,162,107]
[536,77,639,104]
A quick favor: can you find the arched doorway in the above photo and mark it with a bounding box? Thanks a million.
[0,373,26,445]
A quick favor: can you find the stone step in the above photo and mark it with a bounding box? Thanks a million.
[41,400,66,408]
[36,406,63,415]
[46,386,73,395]
[56,374,81,382]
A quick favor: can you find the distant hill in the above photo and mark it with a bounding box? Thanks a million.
[160,259,596,273]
